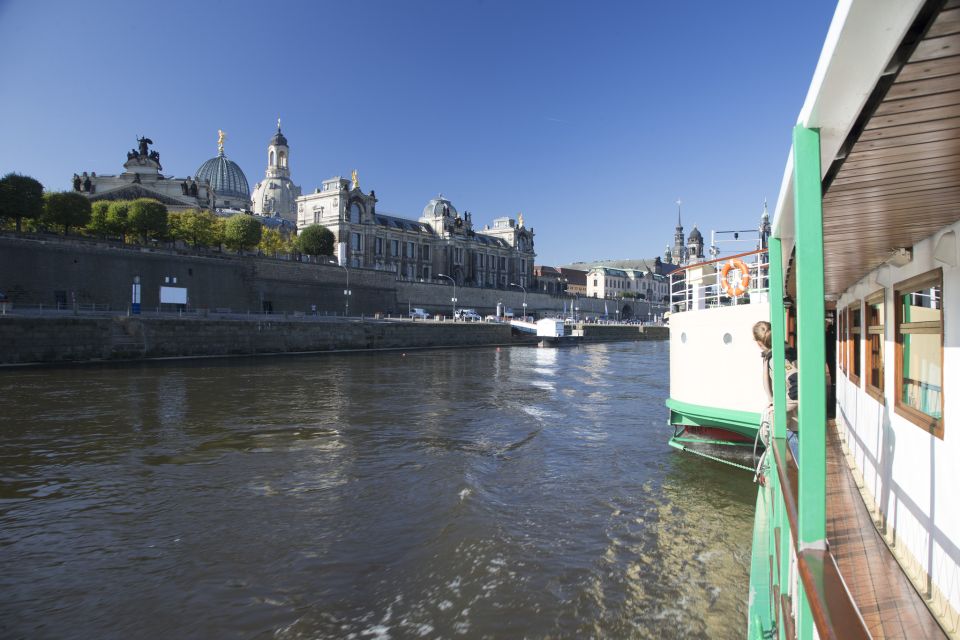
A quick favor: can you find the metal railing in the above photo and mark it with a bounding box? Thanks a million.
[668,248,769,313]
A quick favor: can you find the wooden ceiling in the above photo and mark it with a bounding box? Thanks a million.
[821,0,960,296]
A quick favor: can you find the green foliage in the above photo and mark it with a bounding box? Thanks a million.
[169,208,220,248]
[106,201,132,241]
[0,172,44,232]
[87,200,112,237]
[127,198,168,243]
[42,191,91,235]
[223,213,263,251]
[258,226,287,256]
[296,224,335,256]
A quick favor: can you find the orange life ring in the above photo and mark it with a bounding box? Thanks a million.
[720,258,751,297]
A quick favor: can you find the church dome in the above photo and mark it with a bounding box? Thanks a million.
[196,152,250,201]
[689,226,703,241]
[422,195,457,218]
[270,128,288,147]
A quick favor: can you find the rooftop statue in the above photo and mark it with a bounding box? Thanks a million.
[351,169,359,191]
[218,129,226,153]
[137,136,153,157]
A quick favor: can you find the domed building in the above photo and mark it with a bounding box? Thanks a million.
[251,120,301,223]
[195,130,251,210]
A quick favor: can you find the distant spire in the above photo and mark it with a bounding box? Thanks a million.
[675,198,683,227]
[277,116,282,131]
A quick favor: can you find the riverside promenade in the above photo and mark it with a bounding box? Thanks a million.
[0,310,667,366]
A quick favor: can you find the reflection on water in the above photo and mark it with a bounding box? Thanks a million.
[0,342,754,639]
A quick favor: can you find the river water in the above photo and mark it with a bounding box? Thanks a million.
[1,341,755,639]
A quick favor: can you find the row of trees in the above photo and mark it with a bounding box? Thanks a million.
[0,172,336,256]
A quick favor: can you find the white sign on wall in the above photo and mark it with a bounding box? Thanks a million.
[159,286,188,305]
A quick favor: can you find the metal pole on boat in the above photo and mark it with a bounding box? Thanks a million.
[793,124,828,640]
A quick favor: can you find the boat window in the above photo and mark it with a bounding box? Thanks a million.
[894,268,943,438]
[838,305,847,374]
[848,301,862,386]
[865,290,885,403]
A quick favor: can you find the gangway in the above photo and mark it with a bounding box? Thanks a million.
[509,319,538,334]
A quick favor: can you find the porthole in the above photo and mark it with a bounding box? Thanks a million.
[680,332,687,344]
[723,333,733,345]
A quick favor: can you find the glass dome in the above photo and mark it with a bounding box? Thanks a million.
[195,152,250,200]
[421,196,457,219]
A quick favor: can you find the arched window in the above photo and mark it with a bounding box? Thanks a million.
[278,151,287,167]
[349,202,361,224]
[269,150,275,166]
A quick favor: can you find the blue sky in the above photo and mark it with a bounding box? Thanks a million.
[0,0,837,265]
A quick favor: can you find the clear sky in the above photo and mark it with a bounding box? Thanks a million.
[0,0,837,266]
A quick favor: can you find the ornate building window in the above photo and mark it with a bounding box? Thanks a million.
[349,202,361,224]
[390,239,399,257]
[865,290,885,403]
[894,269,943,436]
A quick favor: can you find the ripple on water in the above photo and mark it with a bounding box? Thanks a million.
[0,342,751,639]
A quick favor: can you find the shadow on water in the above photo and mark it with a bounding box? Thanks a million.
[0,342,755,639]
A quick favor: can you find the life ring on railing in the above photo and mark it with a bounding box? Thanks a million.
[720,258,751,297]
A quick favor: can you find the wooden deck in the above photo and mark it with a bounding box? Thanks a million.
[826,423,947,639]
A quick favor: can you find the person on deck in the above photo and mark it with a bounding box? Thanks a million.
[753,320,799,433]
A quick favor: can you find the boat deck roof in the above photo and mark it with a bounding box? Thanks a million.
[826,422,947,638]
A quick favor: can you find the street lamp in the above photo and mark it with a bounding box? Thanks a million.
[509,282,527,320]
[437,273,457,319]
[326,259,350,316]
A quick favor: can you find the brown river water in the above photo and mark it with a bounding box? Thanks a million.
[0,341,754,639]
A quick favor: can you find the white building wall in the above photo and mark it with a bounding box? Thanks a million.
[836,219,960,623]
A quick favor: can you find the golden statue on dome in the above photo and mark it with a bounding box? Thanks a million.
[351,169,360,191]
[217,129,227,154]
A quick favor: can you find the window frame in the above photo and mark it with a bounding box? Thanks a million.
[894,268,944,438]
[838,306,847,374]
[864,289,885,404]
[846,300,862,386]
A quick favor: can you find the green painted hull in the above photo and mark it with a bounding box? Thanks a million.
[666,397,763,441]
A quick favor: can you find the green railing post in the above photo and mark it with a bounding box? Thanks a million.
[768,237,791,639]
[792,125,828,640]
[769,238,788,440]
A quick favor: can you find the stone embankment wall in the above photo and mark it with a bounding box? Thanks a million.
[578,325,669,341]
[0,317,515,365]
[0,316,668,366]
[0,235,666,320]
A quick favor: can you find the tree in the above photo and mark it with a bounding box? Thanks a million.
[0,173,44,232]
[87,200,112,237]
[172,208,219,248]
[42,191,91,235]
[258,226,286,256]
[296,224,335,256]
[127,198,168,243]
[106,200,132,242]
[223,213,262,252]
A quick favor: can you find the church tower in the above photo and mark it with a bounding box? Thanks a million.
[251,119,302,222]
[671,199,688,265]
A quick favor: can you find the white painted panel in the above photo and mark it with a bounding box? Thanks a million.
[668,302,770,414]
[159,286,187,304]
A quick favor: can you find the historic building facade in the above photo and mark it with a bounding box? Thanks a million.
[250,121,301,222]
[75,137,214,211]
[586,266,669,302]
[296,175,535,288]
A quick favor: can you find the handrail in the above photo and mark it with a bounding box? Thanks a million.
[668,247,768,273]
[769,436,871,640]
